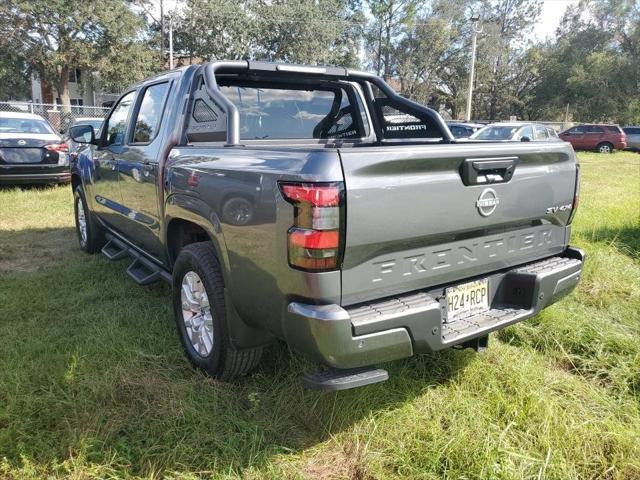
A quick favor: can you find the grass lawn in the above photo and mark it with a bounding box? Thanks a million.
[0,151,638,479]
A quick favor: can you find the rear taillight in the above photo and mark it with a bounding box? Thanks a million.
[46,143,69,166]
[279,182,344,271]
[568,164,580,224]
[45,143,69,153]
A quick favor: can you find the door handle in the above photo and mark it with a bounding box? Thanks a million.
[461,156,518,185]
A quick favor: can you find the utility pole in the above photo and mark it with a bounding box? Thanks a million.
[465,14,482,122]
[160,0,165,68]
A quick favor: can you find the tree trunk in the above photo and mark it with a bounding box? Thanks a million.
[383,22,392,80]
[57,65,71,113]
[375,23,383,76]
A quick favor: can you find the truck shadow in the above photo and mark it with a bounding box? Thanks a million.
[0,226,474,477]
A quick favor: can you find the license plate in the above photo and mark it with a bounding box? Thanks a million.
[445,279,490,322]
[0,148,44,164]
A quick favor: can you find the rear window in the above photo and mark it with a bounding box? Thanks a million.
[219,85,365,140]
[449,125,470,137]
[604,125,623,133]
[0,117,54,134]
[472,126,517,140]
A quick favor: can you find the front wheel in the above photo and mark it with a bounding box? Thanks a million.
[172,242,262,379]
[74,185,104,253]
[597,142,613,154]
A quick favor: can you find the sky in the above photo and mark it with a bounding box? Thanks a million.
[533,0,581,41]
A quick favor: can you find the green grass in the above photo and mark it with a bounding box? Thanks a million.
[0,152,639,479]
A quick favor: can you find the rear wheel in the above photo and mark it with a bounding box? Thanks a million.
[172,242,262,379]
[74,185,104,253]
[597,142,613,154]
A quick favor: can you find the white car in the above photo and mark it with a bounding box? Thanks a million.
[470,122,560,142]
[0,112,70,184]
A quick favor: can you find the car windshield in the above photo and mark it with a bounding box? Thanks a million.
[471,126,518,140]
[75,120,103,132]
[0,117,54,134]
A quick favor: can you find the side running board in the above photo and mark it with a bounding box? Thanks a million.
[302,367,389,391]
[101,237,128,260]
[101,235,172,285]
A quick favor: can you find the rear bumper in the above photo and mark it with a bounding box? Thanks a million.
[284,247,585,369]
[0,169,71,185]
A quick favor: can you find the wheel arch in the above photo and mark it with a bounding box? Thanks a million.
[164,194,273,350]
[164,195,229,275]
[71,173,82,191]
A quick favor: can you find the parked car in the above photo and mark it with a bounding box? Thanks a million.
[446,121,484,138]
[622,126,640,151]
[69,61,584,390]
[64,117,104,161]
[559,124,627,153]
[0,112,70,185]
[470,122,560,142]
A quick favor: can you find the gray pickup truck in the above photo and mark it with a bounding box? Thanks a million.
[69,61,584,390]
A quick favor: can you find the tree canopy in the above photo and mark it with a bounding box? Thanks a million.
[0,0,157,108]
[0,0,637,124]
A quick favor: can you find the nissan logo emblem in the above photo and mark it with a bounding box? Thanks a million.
[476,188,499,216]
[17,140,26,145]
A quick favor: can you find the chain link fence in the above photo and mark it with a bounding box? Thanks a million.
[0,101,110,134]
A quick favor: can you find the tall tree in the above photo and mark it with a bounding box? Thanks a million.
[173,0,363,67]
[0,0,158,109]
[0,53,30,101]
[173,0,258,62]
[533,0,639,123]
[255,0,363,66]
[374,0,543,120]
[365,0,418,78]
[392,0,478,117]
[472,0,542,119]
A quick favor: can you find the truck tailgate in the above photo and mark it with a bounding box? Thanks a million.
[338,142,578,306]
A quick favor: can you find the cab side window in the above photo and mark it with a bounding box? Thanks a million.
[132,82,170,144]
[105,91,136,146]
[534,125,548,140]
[519,126,534,140]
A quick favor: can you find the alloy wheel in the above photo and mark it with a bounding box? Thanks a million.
[76,197,88,246]
[180,271,214,356]
[599,144,612,154]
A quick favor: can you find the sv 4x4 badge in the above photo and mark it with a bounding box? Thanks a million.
[546,203,572,214]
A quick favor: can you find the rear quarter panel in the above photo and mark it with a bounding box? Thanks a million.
[165,146,344,337]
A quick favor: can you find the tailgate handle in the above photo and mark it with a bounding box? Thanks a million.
[461,156,518,186]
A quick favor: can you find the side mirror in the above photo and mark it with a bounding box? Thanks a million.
[70,124,96,145]
[520,136,531,142]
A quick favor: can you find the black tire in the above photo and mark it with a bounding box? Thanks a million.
[172,242,262,379]
[597,142,613,154]
[73,185,104,254]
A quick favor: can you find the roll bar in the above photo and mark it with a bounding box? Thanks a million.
[202,61,454,146]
